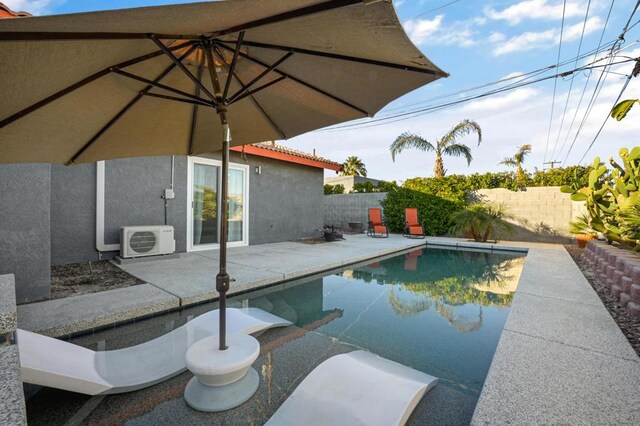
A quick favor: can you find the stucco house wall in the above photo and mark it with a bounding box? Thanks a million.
[1,153,325,303]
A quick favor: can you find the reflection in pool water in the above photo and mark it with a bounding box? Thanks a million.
[231,247,525,396]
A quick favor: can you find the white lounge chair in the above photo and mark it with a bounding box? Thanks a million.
[18,307,291,395]
[266,350,438,426]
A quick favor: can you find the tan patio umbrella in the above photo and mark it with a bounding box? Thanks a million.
[0,0,447,351]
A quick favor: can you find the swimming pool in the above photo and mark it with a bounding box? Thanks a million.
[26,246,525,425]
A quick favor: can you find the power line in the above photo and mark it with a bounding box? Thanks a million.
[543,0,568,164]
[403,0,463,22]
[577,72,632,164]
[382,39,616,115]
[321,45,628,132]
[563,1,640,164]
[549,0,593,163]
[557,0,616,163]
[321,59,636,132]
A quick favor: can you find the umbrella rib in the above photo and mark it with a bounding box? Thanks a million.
[0,31,202,41]
[141,92,213,107]
[213,46,287,139]
[230,76,287,104]
[150,35,218,104]
[0,39,197,129]
[210,0,360,37]
[112,69,213,105]
[217,42,369,117]
[228,52,294,103]
[0,0,361,41]
[222,31,245,101]
[65,44,200,165]
[223,40,441,76]
[188,54,206,156]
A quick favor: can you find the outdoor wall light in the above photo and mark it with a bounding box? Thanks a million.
[255,166,261,174]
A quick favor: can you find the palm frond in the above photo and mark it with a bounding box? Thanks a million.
[442,143,472,165]
[514,144,532,164]
[499,157,517,167]
[439,119,482,150]
[389,132,435,161]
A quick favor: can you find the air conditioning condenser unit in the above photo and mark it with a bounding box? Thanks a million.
[120,225,175,258]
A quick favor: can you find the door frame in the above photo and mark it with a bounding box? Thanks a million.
[186,156,250,252]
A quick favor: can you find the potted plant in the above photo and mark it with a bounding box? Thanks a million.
[449,203,513,242]
[569,214,598,248]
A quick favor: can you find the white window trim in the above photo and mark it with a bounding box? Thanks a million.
[187,156,250,252]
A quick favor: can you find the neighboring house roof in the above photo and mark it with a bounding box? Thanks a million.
[0,2,31,18]
[231,142,342,171]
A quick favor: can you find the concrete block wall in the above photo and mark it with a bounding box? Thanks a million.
[323,193,387,230]
[583,241,640,318]
[0,164,51,303]
[477,186,582,236]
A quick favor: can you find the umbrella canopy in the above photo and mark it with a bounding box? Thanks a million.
[0,0,446,164]
[0,0,446,351]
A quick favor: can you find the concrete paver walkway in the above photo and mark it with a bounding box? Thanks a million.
[465,241,640,425]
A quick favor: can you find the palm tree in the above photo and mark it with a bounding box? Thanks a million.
[340,156,367,177]
[390,119,482,178]
[499,144,531,184]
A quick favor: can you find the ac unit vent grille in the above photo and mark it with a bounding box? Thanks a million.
[129,231,157,253]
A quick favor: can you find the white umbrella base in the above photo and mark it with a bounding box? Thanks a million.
[184,334,260,412]
[184,367,259,412]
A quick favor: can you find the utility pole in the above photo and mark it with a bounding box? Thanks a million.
[544,161,561,170]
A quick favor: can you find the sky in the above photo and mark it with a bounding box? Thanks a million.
[5,0,640,182]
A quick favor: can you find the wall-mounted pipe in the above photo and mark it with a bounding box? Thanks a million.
[96,161,120,253]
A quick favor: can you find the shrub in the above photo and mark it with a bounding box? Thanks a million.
[380,188,463,235]
[351,180,398,193]
[324,184,345,195]
[449,202,514,242]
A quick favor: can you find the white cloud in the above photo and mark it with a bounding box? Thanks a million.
[404,15,478,48]
[394,0,406,8]
[488,32,506,43]
[485,0,585,25]
[2,0,61,15]
[492,16,604,56]
[404,15,444,45]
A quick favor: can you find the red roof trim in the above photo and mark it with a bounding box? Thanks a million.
[0,2,31,18]
[231,145,342,171]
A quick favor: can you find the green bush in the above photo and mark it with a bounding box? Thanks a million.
[380,188,463,235]
[402,166,591,201]
[324,184,345,195]
[351,180,398,193]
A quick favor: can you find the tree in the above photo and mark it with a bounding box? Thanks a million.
[340,156,367,177]
[390,119,482,178]
[499,144,531,185]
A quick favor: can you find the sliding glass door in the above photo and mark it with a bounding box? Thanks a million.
[192,163,219,246]
[188,157,249,250]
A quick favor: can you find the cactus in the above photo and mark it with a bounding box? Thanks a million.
[561,147,640,249]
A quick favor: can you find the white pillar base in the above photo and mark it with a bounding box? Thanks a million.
[184,333,260,412]
[184,367,259,412]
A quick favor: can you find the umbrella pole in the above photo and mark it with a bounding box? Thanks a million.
[203,40,231,351]
[216,115,231,351]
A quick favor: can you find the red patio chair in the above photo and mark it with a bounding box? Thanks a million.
[403,208,426,239]
[367,208,388,238]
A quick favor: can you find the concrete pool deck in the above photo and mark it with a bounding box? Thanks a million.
[13,236,640,424]
[17,234,426,337]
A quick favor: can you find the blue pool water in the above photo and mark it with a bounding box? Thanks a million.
[230,246,526,396]
[26,246,526,424]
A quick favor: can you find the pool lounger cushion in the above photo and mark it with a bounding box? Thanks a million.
[17,307,291,396]
[266,350,438,426]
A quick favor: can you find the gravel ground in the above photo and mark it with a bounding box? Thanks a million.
[51,261,145,300]
[565,245,640,358]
